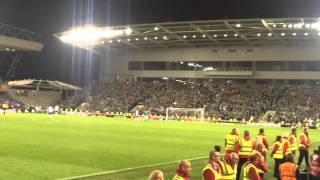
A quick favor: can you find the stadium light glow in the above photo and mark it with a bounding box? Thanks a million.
[296,23,303,29]
[59,26,127,46]
[281,33,285,36]
[304,32,309,36]
[311,22,320,30]
[292,33,297,36]
[214,34,218,37]
[257,33,261,37]
[192,35,196,38]
[203,67,216,71]
[187,62,194,67]
[144,37,148,40]
[224,34,228,37]
[163,36,168,40]
[162,77,168,80]
[117,39,121,42]
[273,24,276,28]
[236,24,241,28]
[288,24,293,28]
[180,61,184,64]
[283,24,287,28]
[100,41,105,44]
[154,36,158,40]
[268,33,272,37]
[183,35,187,39]
[135,38,139,41]
[154,26,159,31]
[108,40,113,43]
[125,27,132,35]
[127,39,131,42]
[305,24,311,28]
[318,32,320,36]
[202,35,206,38]
[234,34,238,37]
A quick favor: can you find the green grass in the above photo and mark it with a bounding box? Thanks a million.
[0,113,319,180]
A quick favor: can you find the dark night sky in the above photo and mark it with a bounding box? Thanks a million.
[1,0,320,86]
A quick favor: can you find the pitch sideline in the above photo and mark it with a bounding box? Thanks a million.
[58,140,320,180]
[58,156,207,180]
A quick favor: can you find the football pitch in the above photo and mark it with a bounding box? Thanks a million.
[0,113,319,180]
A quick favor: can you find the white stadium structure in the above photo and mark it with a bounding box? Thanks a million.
[56,17,320,84]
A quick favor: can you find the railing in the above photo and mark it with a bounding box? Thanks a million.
[0,23,41,43]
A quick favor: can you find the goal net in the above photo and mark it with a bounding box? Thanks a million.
[165,107,205,121]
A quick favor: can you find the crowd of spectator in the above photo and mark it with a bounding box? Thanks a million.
[60,80,320,122]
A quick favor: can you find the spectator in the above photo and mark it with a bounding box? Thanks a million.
[148,170,164,180]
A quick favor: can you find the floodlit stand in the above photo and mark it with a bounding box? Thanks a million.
[165,107,205,121]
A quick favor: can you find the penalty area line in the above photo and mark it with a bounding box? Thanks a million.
[58,156,207,180]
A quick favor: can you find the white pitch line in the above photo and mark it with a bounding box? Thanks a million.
[59,139,320,180]
[58,156,207,180]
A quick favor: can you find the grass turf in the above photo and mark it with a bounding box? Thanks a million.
[0,113,318,180]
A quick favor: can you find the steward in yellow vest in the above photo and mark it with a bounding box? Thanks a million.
[220,152,239,180]
[203,151,222,180]
[282,133,291,156]
[288,128,298,155]
[225,128,239,154]
[173,160,192,180]
[251,144,268,178]
[271,136,283,179]
[254,128,269,158]
[243,155,261,180]
[235,130,254,180]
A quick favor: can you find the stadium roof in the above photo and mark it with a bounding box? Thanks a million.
[8,79,82,91]
[56,17,320,51]
[0,23,43,51]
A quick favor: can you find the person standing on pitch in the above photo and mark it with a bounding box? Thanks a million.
[173,160,192,180]
[202,151,222,180]
[218,152,239,180]
[279,153,300,180]
[251,143,268,178]
[235,130,254,180]
[298,127,312,168]
[242,154,261,180]
[271,136,284,180]
[282,133,291,157]
[148,170,164,180]
[288,128,298,155]
[225,128,239,157]
[310,146,320,180]
[254,128,269,159]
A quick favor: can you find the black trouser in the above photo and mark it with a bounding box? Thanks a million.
[298,149,310,167]
[311,175,320,180]
[236,158,247,180]
[274,158,282,180]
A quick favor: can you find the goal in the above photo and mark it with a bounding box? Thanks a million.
[165,107,205,121]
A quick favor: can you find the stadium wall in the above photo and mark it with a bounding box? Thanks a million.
[100,45,320,82]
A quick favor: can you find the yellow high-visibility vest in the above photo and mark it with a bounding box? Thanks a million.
[282,138,291,155]
[251,150,265,174]
[225,134,239,151]
[202,163,222,180]
[243,163,259,180]
[172,174,184,180]
[288,135,297,152]
[272,142,283,159]
[219,161,237,180]
[239,138,253,156]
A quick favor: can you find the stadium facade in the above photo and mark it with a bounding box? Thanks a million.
[62,17,320,84]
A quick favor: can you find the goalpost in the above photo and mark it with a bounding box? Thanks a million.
[165,107,205,121]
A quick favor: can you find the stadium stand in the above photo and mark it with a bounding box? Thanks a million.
[62,80,320,124]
